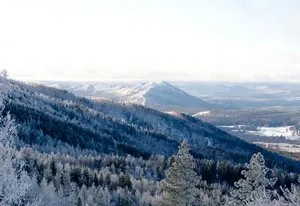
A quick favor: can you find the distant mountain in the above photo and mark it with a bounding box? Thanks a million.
[48,81,300,109]
[173,82,260,98]
[43,81,215,112]
[174,82,300,108]
[1,78,299,171]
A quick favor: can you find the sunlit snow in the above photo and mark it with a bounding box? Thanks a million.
[192,111,210,116]
[247,126,300,140]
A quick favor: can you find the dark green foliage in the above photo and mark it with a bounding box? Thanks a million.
[119,174,132,189]
[76,197,82,206]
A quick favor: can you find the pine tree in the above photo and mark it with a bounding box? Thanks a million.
[34,179,58,206]
[0,94,34,205]
[61,169,72,196]
[160,140,200,206]
[229,153,277,206]
[76,197,83,206]
[280,177,300,206]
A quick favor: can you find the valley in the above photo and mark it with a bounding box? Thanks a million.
[43,80,300,160]
[6,78,291,165]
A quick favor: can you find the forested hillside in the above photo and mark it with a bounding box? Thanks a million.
[1,77,300,205]
[2,78,299,170]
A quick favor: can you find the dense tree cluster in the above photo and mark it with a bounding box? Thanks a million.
[199,108,300,128]
[2,78,299,171]
[2,77,300,205]
[2,110,300,205]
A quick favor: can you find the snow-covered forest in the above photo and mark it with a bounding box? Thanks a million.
[1,76,300,205]
[2,112,300,205]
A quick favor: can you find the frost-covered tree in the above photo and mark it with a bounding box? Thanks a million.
[160,140,200,206]
[32,178,59,206]
[244,190,286,206]
[0,93,35,205]
[228,153,277,206]
[196,182,227,206]
[61,167,72,197]
[280,177,300,206]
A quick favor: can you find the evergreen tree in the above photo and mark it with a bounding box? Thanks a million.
[34,179,59,206]
[228,153,277,206]
[0,94,35,205]
[160,140,199,206]
[280,177,300,206]
[61,169,72,196]
[243,190,285,206]
[76,197,83,206]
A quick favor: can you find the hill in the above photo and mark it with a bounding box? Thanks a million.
[43,81,215,113]
[1,78,299,170]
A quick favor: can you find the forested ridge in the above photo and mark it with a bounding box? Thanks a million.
[1,77,300,205]
[3,78,299,169]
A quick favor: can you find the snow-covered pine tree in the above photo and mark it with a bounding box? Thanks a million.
[244,189,286,206]
[160,140,200,206]
[280,176,300,206]
[60,167,72,197]
[0,91,35,205]
[33,178,58,206]
[228,152,277,206]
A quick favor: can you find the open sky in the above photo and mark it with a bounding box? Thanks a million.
[0,0,299,81]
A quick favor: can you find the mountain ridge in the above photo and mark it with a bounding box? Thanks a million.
[42,80,215,112]
[2,78,299,171]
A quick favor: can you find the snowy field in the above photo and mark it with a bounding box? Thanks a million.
[247,126,300,140]
[220,125,300,141]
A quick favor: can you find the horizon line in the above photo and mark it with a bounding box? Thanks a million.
[11,76,300,84]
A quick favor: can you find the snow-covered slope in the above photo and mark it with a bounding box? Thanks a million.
[5,77,300,169]
[143,81,212,109]
[42,81,214,112]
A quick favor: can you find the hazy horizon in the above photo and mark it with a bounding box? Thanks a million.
[28,79,300,84]
[1,0,300,82]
